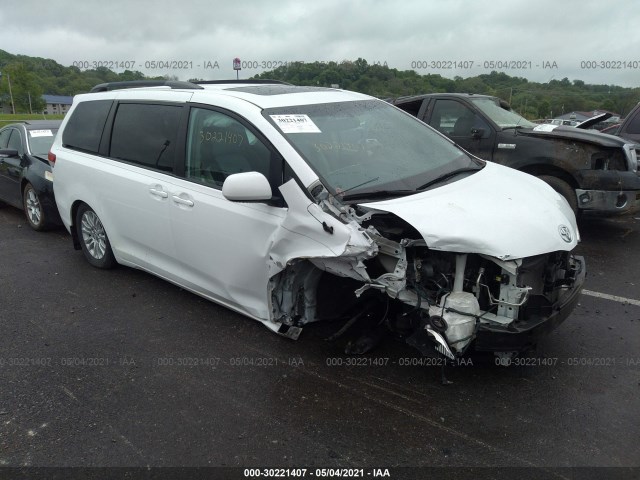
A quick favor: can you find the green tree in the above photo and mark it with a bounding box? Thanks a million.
[0,62,44,113]
[538,100,551,118]
[1,48,639,117]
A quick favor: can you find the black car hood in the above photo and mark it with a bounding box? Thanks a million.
[515,125,628,148]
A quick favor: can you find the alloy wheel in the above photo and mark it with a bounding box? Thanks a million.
[81,210,107,259]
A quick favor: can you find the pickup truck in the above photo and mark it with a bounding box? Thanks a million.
[391,93,640,215]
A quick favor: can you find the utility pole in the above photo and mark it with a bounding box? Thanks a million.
[28,92,33,114]
[6,73,15,114]
[0,71,13,114]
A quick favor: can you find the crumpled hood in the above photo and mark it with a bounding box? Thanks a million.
[519,125,627,148]
[359,162,579,260]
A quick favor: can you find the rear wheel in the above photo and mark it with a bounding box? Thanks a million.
[75,204,116,269]
[23,183,48,231]
[538,175,578,215]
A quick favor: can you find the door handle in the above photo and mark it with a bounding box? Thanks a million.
[172,195,194,207]
[149,187,168,198]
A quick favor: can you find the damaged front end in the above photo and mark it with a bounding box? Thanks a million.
[260,98,586,359]
[348,210,584,357]
[266,174,585,359]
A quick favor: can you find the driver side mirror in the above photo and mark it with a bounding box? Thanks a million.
[0,148,19,159]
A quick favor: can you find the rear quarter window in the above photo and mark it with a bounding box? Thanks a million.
[62,100,113,153]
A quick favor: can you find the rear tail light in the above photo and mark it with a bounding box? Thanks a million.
[48,151,56,165]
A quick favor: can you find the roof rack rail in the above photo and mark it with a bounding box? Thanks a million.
[90,80,204,93]
[194,79,292,85]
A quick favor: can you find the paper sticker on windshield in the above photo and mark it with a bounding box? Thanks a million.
[533,124,559,132]
[29,130,54,137]
[270,115,321,133]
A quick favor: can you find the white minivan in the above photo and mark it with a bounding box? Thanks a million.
[50,80,585,360]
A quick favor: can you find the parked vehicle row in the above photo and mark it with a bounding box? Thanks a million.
[40,80,585,361]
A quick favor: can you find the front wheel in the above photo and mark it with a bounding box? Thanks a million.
[75,204,116,269]
[537,175,578,215]
[23,183,48,231]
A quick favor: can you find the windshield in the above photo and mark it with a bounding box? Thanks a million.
[264,100,481,199]
[470,97,536,129]
[27,128,58,156]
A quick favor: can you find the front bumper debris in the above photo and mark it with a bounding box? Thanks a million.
[576,189,640,214]
[474,255,585,352]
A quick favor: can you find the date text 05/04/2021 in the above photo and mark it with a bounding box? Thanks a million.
[243,468,391,478]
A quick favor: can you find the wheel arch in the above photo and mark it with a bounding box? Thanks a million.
[20,175,42,203]
[69,199,88,250]
[20,177,29,198]
[519,164,579,189]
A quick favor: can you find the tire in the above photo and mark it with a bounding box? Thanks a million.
[23,183,48,231]
[75,204,116,269]
[537,175,578,215]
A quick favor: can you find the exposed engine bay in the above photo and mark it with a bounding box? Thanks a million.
[268,192,585,359]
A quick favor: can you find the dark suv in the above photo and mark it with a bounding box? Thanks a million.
[392,93,640,215]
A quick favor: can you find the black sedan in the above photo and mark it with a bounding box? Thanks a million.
[0,120,62,230]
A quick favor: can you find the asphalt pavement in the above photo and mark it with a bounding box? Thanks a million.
[0,205,638,479]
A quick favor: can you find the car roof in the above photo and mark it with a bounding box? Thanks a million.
[394,92,494,103]
[22,120,62,129]
[81,81,373,110]
[1,120,62,130]
[194,83,371,108]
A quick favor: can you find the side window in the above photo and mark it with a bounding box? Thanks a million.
[0,128,12,149]
[62,100,112,153]
[110,103,182,172]
[395,99,424,118]
[7,129,24,156]
[430,100,490,138]
[185,107,275,189]
[625,109,640,134]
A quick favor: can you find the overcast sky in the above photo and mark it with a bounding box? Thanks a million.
[1,0,638,87]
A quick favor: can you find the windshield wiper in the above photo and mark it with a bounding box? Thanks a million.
[340,176,380,195]
[342,189,415,201]
[416,167,482,191]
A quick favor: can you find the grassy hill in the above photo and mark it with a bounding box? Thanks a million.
[0,49,157,113]
[254,59,640,118]
[1,50,639,118]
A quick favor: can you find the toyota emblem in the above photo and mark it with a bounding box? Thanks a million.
[558,225,572,243]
